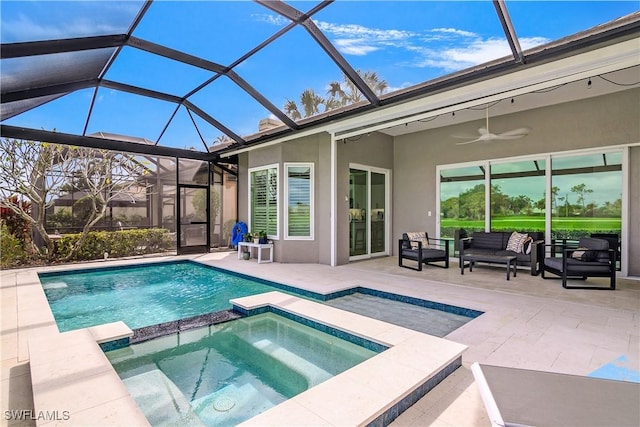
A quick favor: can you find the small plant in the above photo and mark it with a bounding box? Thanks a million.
[258,230,268,244]
[244,232,253,242]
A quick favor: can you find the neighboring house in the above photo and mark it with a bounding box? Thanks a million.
[223,20,639,276]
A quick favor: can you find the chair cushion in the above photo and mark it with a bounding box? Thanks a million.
[406,231,428,250]
[506,231,529,253]
[402,248,446,262]
[578,237,610,263]
[544,257,611,274]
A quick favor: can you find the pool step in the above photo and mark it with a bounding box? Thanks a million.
[123,369,204,426]
[249,338,333,386]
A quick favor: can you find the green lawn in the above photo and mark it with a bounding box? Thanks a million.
[441,216,620,233]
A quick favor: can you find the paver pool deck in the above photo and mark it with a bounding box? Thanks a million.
[2,251,638,426]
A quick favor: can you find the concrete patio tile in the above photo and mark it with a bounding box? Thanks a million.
[1,365,34,427]
[32,370,131,419]
[39,396,149,427]
[293,374,388,426]
[238,399,331,426]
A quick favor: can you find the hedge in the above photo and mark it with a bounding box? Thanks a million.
[0,222,27,268]
[54,228,174,261]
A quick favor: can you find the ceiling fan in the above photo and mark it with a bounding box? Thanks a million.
[453,107,531,145]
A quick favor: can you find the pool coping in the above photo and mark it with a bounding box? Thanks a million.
[23,260,467,426]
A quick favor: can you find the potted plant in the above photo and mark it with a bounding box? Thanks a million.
[259,230,268,244]
[244,232,253,243]
[252,231,260,244]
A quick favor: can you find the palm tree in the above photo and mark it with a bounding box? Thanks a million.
[284,70,388,120]
[327,70,388,107]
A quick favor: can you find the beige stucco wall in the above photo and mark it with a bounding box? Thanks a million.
[393,88,640,274]
[238,134,331,263]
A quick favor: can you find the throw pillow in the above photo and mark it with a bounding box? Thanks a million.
[506,231,529,254]
[571,247,595,261]
[406,232,428,250]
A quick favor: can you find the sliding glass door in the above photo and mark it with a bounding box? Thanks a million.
[349,165,389,260]
[438,148,625,270]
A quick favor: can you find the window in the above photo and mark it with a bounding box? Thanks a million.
[439,165,486,238]
[249,164,278,238]
[490,159,545,233]
[551,152,622,241]
[285,163,313,239]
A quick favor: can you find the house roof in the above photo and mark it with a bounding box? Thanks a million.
[1,1,639,161]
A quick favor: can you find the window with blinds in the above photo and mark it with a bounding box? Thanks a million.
[250,165,278,238]
[285,163,313,239]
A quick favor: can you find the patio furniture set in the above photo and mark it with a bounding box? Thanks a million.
[399,230,618,289]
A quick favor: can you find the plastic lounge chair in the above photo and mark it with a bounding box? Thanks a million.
[471,362,640,427]
[541,237,616,290]
[398,231,449,271]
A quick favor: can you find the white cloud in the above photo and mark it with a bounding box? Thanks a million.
[334,39,380,56]
[429,28,478,38]
[2,13,123,41]
[251,13,291,26]
[256,13,551,74]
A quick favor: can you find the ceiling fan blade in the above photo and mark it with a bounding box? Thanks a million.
[455,137,483,145]
[498,127,531,137]
[451,133,479,139]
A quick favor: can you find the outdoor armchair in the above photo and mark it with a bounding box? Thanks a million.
[398,232,449,271]
[541,237,616,290]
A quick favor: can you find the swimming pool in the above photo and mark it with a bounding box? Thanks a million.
[105,312,380,426]
[39,260,300,332]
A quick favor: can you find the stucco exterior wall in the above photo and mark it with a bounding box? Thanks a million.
[239,134,331,263]
[393,88,640,274]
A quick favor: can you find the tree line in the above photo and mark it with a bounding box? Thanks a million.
[441,183,621,220]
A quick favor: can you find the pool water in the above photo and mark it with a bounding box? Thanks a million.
[39,261,293,332]
[105,313,379,426]
[326,293,476,337]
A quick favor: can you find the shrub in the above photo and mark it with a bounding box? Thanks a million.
[0,221,27,268]
[54,228,174,261]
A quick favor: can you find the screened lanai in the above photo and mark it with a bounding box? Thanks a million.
[1,1,639,259]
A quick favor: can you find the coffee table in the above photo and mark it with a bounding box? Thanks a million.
[460,253,517,280]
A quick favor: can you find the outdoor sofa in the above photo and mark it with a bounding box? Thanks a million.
[458,231,544,275]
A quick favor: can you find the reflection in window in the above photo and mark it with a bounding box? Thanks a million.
[551,152,622,240]
[285,163,313,239]
[250,165,278,238]
[440,165,485,238]
[490,159,545,232]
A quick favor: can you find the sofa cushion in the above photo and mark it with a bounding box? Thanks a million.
[471,232,509,250]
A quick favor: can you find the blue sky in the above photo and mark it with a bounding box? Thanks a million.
[2,1,638,150]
